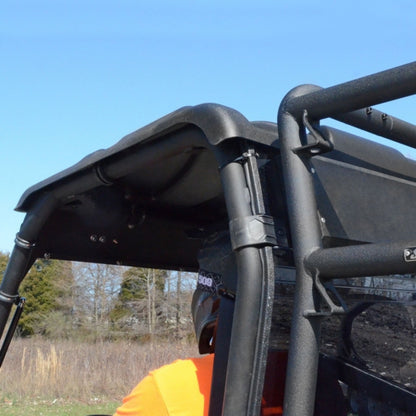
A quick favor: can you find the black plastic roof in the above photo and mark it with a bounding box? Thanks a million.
[15,104,278,270]
[16,104,278,212]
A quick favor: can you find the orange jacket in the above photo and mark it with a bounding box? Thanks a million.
[113,353,283,416]
[113,354,214,416]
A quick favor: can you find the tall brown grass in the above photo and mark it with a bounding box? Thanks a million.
[0,337,198,402]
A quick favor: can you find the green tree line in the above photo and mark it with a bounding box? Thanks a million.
[0,252,196,342]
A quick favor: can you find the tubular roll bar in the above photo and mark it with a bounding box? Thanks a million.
[211,147,276,416]
[284,62,416,120]
[0,195,57,340]
[306,241,416,280]
[278,62,416,416]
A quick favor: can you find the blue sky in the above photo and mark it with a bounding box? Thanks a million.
[1,0,416,253]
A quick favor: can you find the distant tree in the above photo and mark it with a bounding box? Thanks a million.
[165,271,197,338]
[111,267,166,340]
[72,262,123,340]
[18,259,75,337]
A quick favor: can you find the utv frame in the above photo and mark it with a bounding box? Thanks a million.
[1,62,416,415]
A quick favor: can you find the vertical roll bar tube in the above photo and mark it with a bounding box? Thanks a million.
[215,152,274,416]
[0,194,57,343]
[278,85,325,416]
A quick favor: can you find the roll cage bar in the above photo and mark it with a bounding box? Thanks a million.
[0,62,416,416]
[278,61,416,416]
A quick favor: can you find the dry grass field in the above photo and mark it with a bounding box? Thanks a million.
[0,337,198,407]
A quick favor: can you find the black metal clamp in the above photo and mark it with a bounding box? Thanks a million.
[293,110,333,156]
[14,233,36,250]
[229,214,277,251]
[303,271,346,317]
